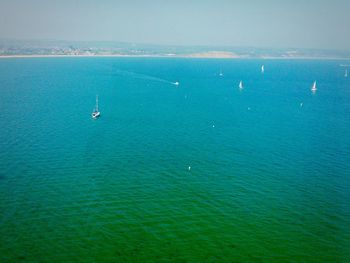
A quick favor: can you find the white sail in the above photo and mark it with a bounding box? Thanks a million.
[92,95,101,119]
[261,65,264,74]
[239,80,243,90]
[311,81,317,92]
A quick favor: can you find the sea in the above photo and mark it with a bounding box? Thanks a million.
[0,57,349,262]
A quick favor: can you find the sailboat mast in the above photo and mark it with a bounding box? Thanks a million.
[96,95,99,112]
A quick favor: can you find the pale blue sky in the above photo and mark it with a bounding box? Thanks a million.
[1,0,349,50]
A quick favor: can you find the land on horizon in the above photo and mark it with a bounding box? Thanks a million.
[1,39,350,59]
[1,1,350,262]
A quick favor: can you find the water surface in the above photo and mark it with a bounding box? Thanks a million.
[0,58,349,262]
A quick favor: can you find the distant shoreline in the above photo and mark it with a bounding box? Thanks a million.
[0,54,349,60]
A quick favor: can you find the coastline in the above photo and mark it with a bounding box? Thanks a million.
[0,54,349,60]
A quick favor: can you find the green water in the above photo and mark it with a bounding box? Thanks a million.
[0,58,349,262]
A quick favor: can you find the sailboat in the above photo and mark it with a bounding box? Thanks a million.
[239,80,243,90]
[311,81,317,93]
[261,65,264,74]
[92,95,101,119]
[345,69,348,78]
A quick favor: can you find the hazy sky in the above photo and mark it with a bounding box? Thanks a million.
[1,0,350,50]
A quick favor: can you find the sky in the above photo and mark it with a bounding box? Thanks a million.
[1,0,350,50]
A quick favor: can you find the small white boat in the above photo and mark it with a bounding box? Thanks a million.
[239,80,243,90]
[173,81,179,86]
[261,65,264,74]
[311,81,317,93]
[345,69,348,78]
[92,95,100,119]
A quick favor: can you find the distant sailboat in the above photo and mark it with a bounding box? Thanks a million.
[311,81,317,93]
[92,95,101,119]
[239,80,243,90]
[345,69,348,78]
[261,65,264,74]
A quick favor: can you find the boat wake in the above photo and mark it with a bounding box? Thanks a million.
[113,68,177,86]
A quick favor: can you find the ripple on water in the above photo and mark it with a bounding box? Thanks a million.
[0,58,350,262]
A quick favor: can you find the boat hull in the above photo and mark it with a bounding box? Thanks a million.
[92,111,100,119]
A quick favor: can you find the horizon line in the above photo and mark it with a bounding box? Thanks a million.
[1,38,350,53]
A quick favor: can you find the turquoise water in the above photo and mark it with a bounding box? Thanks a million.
[0,58,349,262]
